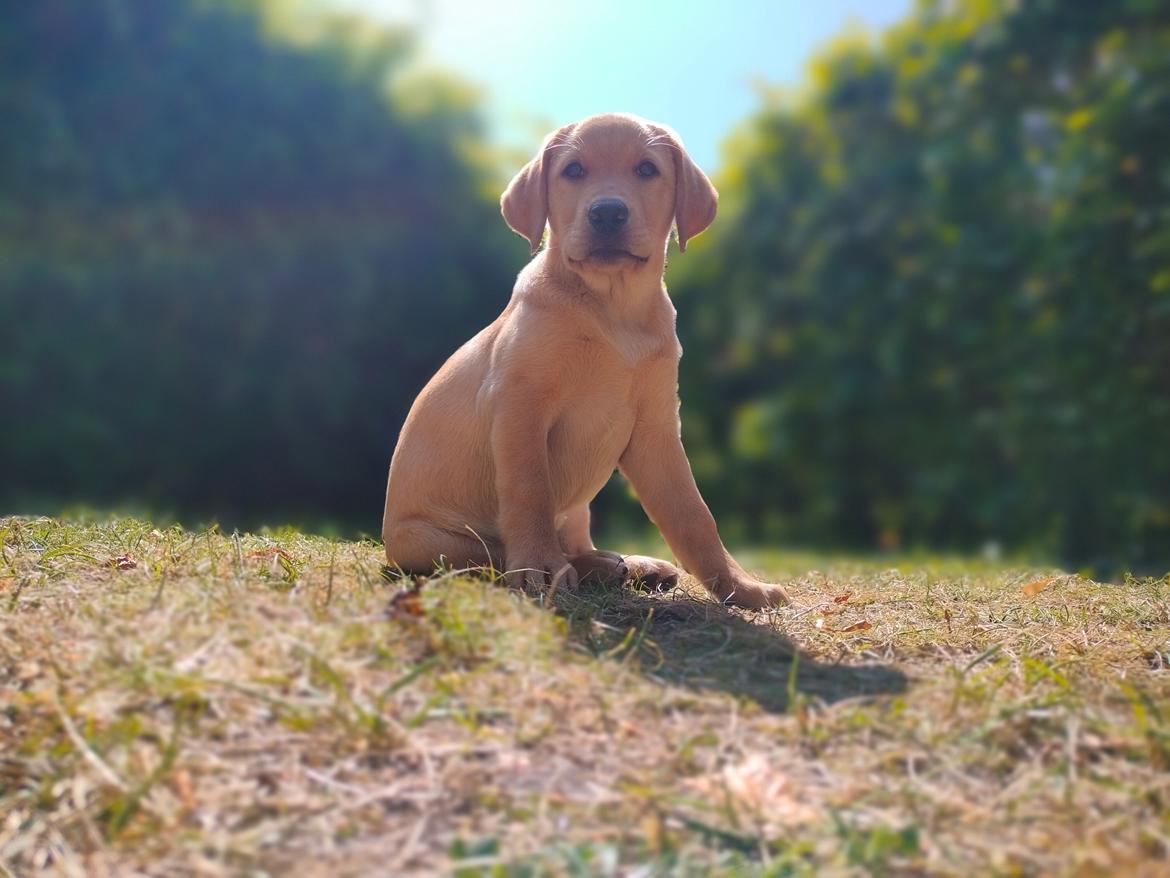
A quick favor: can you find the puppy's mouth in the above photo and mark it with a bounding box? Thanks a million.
[580,247,649,265]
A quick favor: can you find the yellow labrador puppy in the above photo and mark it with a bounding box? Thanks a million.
[382,113,790,608]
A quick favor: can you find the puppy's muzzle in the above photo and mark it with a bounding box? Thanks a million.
[588,198,629,235]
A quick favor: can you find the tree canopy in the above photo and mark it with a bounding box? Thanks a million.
[2,0,1167,571]
[0,0,522,530]
[669,0,1170,570]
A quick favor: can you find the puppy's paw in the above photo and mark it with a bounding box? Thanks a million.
[623,555,682,592]
[719,577,791,609]
[568,550,629,587]
[505,550,578,594]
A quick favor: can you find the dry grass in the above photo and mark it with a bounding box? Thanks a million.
[1,516,1168,877]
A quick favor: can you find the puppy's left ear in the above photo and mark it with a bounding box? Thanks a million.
[653,125,718,253]
[501,125,574,256]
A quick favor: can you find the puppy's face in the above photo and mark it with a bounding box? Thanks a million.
[501,114,718,275]
[546,116,675,273]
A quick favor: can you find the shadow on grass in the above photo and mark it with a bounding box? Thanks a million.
[553,586,908,714]
[383,565,908,714]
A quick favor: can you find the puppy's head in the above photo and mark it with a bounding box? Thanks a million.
[500,114,717,274]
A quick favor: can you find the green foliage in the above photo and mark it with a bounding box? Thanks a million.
[2,0,1166,570]
[0,0,522,529]
[670,0,1170,570]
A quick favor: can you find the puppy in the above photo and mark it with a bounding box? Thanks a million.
[382,113,790,608]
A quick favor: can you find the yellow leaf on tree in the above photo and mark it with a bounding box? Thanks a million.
[1064,108,1094,132]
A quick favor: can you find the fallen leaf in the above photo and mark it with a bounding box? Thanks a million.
[171,769,195,811]
[836,620,873,633]
[246,546,298,578]
[1022,576,1058,598]
[106,554,137,570]
[247,546,292,560]
[686,754,817,827]
[388,580,426,619]
[833,592,853,604]
[1079,733,1135,755]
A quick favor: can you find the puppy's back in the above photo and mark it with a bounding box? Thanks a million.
[383,319,503,534]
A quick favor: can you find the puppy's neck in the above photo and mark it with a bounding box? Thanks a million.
[540,241,668,325]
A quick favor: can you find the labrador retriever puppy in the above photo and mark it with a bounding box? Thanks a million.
[382,113,791,608]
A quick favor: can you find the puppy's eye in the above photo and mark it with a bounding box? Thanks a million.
[635,160,659,178]
[562,161,585,179]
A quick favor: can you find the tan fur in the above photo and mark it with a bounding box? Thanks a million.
[382,113,790,608]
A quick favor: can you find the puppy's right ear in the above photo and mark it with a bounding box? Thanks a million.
[500,125,572,255]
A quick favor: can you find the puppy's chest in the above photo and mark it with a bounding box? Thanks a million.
[549,344,640,460]
[547,391,635,502]
[571,320,673,373]
[604,323,668,365]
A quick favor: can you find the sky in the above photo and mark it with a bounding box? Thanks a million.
[319,0,911,171]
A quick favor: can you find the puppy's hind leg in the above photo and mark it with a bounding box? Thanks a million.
[555,504,625,586]
[383,518,503,577]
[557,504,596,556]
[556,504,677,589]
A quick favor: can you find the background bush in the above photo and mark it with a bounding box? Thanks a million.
[0,0,521,529]
[671,0,1170,570]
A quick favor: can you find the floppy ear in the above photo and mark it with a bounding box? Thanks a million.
[500,126,573,255]
[500,151,546,255]
[655,125,718,253]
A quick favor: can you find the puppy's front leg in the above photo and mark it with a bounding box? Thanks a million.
[620,417,790,608]
[491,399,578,591]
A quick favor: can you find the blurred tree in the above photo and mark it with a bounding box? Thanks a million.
[2,0,1167,571]
[0,0,521,531]
[669,0,1170,570]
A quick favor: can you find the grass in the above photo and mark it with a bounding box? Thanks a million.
[1,516,1168,876]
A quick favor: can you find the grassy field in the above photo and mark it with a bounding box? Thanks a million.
[1,517,1168,876]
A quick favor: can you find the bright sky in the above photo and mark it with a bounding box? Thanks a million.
[319,0,911,171]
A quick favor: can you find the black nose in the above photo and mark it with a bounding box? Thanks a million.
[588,198,629,234]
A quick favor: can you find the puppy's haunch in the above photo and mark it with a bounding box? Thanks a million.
[382,113,790,609]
